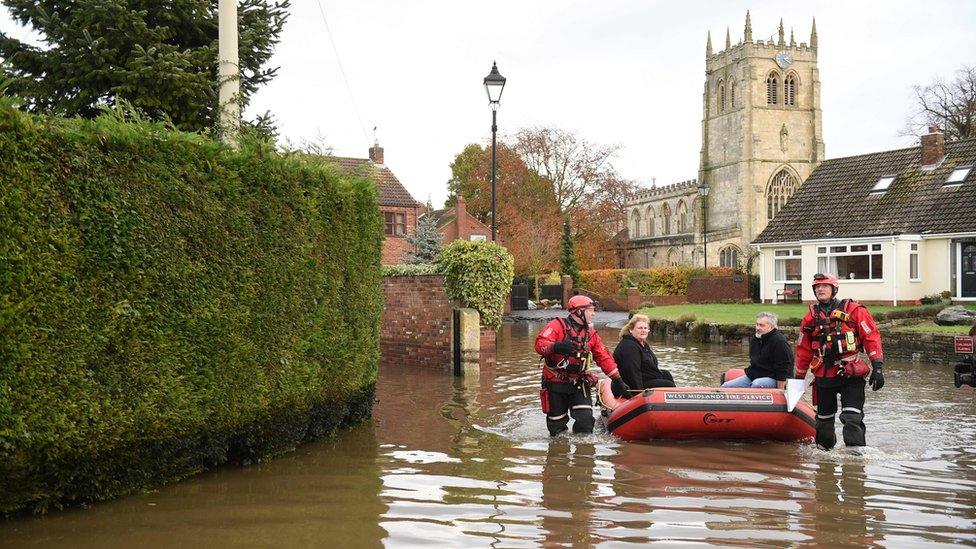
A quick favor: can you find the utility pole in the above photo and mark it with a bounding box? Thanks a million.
[218,0,240,147]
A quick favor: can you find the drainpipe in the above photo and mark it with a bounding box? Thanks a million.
[757,245,765,303]
[891,236,898,306]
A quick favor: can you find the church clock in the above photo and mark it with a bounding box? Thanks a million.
[775,50,793,69]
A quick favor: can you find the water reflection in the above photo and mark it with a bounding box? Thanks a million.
[2,321,975,547]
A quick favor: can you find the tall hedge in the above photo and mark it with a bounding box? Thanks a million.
[0,101,383,514]
[579,266,734,296]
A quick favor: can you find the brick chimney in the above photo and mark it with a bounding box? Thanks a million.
[920,126,944,166]
[455,195,467,238]
[368,141,384,164]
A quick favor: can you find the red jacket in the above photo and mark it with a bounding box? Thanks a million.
[535,316,620,384]
[796,299,883,379]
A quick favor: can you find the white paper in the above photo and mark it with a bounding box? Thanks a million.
[785,378,807,412]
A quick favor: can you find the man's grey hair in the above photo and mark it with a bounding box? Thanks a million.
[756,311,778,328]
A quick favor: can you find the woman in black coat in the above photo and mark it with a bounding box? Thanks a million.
[611,314,675,398]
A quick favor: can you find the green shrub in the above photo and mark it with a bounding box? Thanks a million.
[578,266,734,296]
[674,312,697,326]
[437,241,514,328]
[382,263,438,277]
[0,101,381,514]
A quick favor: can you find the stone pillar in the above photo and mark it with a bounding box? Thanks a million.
[455,308,481,376]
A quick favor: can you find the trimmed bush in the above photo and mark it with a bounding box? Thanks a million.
[0,102,382,514]
[579,266,734,296]
[382,263,437,277]
[437,241,514,328]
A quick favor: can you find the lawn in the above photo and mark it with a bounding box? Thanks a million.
[889,322,974,335]
[634,303,976,326]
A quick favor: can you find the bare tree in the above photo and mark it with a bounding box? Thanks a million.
[904,65,976,141]
[514,126,620,215]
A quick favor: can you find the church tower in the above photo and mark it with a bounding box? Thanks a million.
[698,12,823,269]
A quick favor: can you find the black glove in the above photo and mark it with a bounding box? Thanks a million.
[869,361,884,391]
[551,340,574,356]
[616,377,632,394]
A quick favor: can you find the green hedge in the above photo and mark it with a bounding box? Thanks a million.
[0,102,382,514]
[437,241,514,328]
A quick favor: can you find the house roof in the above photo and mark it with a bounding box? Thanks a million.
[753,138,976,244]
[328,156,419,208]
[425,208,456,227]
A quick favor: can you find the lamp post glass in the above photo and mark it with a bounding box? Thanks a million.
[484,62,506,242]
[698,182,710,268]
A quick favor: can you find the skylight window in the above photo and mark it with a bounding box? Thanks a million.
[870,175,896,193]
[945,166,972,185]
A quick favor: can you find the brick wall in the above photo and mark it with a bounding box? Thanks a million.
[381,274,453,369]
[480,327,496,368]
[687,275,750,303]
[381,205,420,265]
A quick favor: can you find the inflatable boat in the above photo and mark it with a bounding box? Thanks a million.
[597,374,816,443]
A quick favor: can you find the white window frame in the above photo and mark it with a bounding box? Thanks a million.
[945,165,972,186]
[909,242,920,281]
[773,248,802,283]
[817,242,884,281]
[870,175,896,194]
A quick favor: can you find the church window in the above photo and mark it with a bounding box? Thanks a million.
[667,248,679,266]
[645,205,655,236]
[719,246,740,269]
[766,169,800,220]
[785,73,797,106]
[631,208,642,238]
[766,72,779,105]
[729,77,736,108]
[676,200,688,233]
[661,203,673,235]
[719,82,726,112]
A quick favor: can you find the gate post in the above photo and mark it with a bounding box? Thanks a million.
[452,308,481,376]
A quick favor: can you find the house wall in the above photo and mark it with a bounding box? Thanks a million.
[381,204,420,265]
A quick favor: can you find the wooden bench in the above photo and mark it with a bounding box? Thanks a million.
[776,283,802,303]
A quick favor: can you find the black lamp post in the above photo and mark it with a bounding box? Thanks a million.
[484,61,506,242]
[698,181,710,268]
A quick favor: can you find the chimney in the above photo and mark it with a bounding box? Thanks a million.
[368,141,384,164]
[920,126,944,166]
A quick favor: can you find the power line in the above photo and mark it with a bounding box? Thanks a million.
[315,0,371,148]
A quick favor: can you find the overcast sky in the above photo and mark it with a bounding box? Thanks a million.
[3,1,975,208]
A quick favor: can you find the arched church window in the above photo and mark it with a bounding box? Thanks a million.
[766,169,800,220]
[661,203,673,235]
[766,72,779,105]
[631,208,642,238]
[785,73,797,106]
[719,82,725,112]
[667,248,679,266]
[719,246,740,269]
[729,77,736,108]
[676,200,688,233]
[645,205,655,236]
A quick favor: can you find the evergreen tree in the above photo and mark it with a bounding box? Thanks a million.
[559,218,580,285]
[405,201,442,264]
[0,0,289,133]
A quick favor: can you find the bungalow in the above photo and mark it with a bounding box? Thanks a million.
[330,142,423,265]
[753,128,976,304]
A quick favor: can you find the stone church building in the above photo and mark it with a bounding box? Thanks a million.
[625,13,824,271]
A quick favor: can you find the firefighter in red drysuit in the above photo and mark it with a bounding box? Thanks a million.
[535,295,627,436]
[795,273,885,450]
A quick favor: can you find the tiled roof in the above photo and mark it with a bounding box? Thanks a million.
[328,156,419,208]
[754,138,976,244]
[425,208,456,227]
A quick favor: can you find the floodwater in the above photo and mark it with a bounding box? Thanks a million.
[2,322,975,547]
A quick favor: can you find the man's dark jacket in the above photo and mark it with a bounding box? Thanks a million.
[746,328,793,381]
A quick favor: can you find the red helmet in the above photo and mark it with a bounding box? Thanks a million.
[811,273,839,293]
[567,295,595,312]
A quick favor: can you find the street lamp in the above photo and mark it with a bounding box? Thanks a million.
[697,181,710,269]
[484,61,506,242]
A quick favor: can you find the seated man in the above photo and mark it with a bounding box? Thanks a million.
[722,312,793,388]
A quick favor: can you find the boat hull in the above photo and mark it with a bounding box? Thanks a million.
[598,381,816,443]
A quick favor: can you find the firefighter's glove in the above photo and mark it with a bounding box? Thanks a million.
[616,378,632,394]
[869,361,885,391]
[551,341,575,356]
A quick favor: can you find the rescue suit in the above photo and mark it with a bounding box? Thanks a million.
[796,298,884,449]
[534,315,621,436]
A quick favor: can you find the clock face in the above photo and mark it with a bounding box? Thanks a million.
[775,50,793,69]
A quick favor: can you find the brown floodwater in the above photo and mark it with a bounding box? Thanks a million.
[2,321,975,547]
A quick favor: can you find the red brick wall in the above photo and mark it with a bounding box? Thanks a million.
[480,327,496,368]
[381,275,453,368]
[381,205,420,265]
[687,275,750,303]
